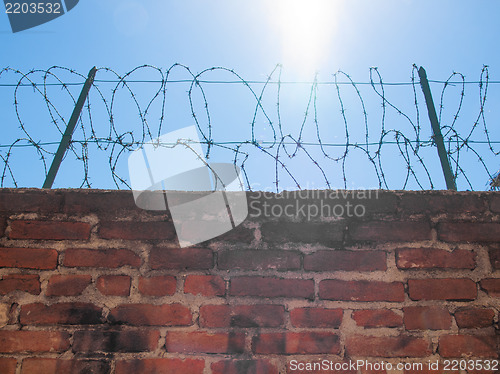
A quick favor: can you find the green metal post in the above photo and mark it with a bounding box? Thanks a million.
[42,66,97,189]
[418,66,457,190]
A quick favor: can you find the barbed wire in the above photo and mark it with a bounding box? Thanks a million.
[0,64,499,191]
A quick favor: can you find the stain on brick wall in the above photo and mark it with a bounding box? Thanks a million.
[0,189,498,374]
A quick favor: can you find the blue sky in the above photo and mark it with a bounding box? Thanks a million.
[1,0,500,190]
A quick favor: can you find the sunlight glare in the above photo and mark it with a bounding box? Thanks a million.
[268,0,339,78]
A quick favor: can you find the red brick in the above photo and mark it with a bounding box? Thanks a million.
[252,332,340,355]
[20,303,102,325]
[351,309,403,328]
[304,250,386,272]
[109,304,192,326]
[64,248,140,268]
[73,330,160,352]
[0,190,63,213]
[149,247,213,270]
[480,278,500,297]
[455,308,495,328]
[396,248,475,269]
[400,193,485,214]
[319,280,404,302]
[439,335,498,358]
[184,275,225,296]
[20,359,110,374]
[438,222,500,242]
[96,275,131,296]
[0,358,17,374]
[138,276,177,296]
[212,359,278,374]
[403,306,452,330]
[408,279,477,300]
[219,250,301,271]
[0,247,58,270]
[99,221,175,240]
[290,308,343,328]
[9,220,90,240]
[230,277,314,299]
[346,335,431,357]
[46,274,92,296]
[200,304,284,328]
[0,274,40,295]
[0,331,70,353]
[166,331,245,354]
[116,358,204,374]
[349,221,432,242]
[260,222,344,244]
[489,246,500,270]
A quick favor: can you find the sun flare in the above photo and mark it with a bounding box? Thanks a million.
[268,0,339,78]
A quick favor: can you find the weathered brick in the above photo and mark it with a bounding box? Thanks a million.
[20,359,110,374]
[46,274,92,296]
[290,308,343,328]
[400,193,485,214]
[20,303,102,325]
[0,247,58,270]
[0,190,63,213]
[396,248,475,269]
[304,250,386,272]
[0,358,16,374]
[212,359,278,374]
[351,309,403,328]
[96,275,131,296]
[63,190,140,215]
[319,280,404,302]
[252,332,340,355]
[166,331,245,354]
[72,330,160,352]
[403,306,452,330]
[109,304,192,326]
[480,278,500,297]
[0,274,40,295]
[116,358,204,374]
[490,194,500,213]
[184,275,225,296]
[9,220,91,240]
[260,222,344,244]
[349,221,431,242]
[438,335,497,358]
[230,277,314,299]
[489,246,500,270]
[219,250,301,271]
[0,331,70,353]
[200,304,284,328]
[64,248,141,268]
[0,218,6,237]
[210,225,255,243]
[149,247,213,270]
[438,222,500,242]
[454,308,495,328]
[138,276,177,297]
[99,221,175,240]
[408,279,477,300]
[346,335,431,357]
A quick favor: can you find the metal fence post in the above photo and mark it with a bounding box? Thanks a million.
[42,66,97,189]
[418,66,457,190]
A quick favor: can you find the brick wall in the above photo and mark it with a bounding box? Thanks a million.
[0,189,498,374]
